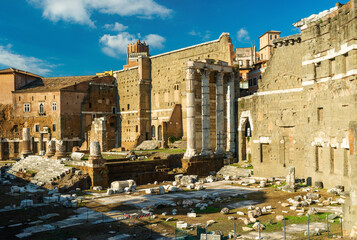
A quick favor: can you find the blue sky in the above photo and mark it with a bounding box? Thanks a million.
[0,0,345,77]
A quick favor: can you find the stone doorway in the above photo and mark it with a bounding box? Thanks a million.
[239,118,252,161]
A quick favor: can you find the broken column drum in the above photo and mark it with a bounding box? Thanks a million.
[90,141,102,158]
[53,140,66,159]
[45,140,56,157]
[21,128,32,157]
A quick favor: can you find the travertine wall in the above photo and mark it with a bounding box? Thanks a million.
[115,67,141,149]
[238,1,356,190]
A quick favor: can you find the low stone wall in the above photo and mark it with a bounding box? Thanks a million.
[106,157,181,185]
[182,156,224,176]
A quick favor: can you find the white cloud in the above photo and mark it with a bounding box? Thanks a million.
[143,34,165,49]
[99,32,136,56]
[189,30,199,36]
[28,0,172,26]
[0,44,53,75]
[104,22,128,32]
[99,32,165,57]
[237,28,251,42]
[188,30,211,41]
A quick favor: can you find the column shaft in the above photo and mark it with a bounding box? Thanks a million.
[201,69,212,155]
[184,67,197,159]
[216,71,224,155]
[226,73,236,155]
[21,128,32,157]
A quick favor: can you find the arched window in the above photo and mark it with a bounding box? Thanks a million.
[158,125,162,140]
[151,125,156,139]
[39,103,44,113]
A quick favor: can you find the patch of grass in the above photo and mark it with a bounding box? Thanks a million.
[262,213,339,233]
[195,206,220,214]
[160,218,178,227]
[269,182,287,188]
[137,148,186,154]
[26,169,37,175]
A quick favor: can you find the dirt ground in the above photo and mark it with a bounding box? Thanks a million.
[0,168,344,240]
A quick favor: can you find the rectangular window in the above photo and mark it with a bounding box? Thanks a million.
[14,125,18,132]
[127,104,130,110]
[52,124,56,132]
[52,102,57,111]
[254,77,257,86]
[14,142,19,154]
[35,124,40,132]
[344,149,349,176]
[330,147,335,173]
[317,107,323,124]
[315,146,322,172]
[24,103,30,112]
[329,58,336,76]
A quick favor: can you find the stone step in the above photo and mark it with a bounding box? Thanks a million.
[135,140,159,150]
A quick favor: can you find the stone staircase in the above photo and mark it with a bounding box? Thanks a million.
[135,140,159,150]
[8,156,75,184]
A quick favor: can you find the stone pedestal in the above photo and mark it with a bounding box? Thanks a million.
[53,140,67,159]
[45,140,56,158]
[184,67,198,159]
[21,128,32,158]
[88,141,108,188]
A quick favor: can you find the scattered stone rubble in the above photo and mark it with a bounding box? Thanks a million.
[8,156,75,185]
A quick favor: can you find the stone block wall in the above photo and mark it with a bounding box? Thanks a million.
[238,1,357,190]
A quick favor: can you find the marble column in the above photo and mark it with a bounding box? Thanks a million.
[215,71,224,155]
[21,128,32,157]
[39,133,45,156]
[201,68,212,155]
[184,67,197,159]
[226,73,236,156]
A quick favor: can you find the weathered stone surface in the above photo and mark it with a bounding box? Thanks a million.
[217,166,251,178]
[111,180,136,192]
[71,152,85,161]
[220,207,229,214]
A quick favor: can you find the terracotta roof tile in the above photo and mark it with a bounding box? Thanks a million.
[14,75,113,93]
[0,67,42,78]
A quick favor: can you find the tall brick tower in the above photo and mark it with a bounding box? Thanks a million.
[124,40,150,69]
